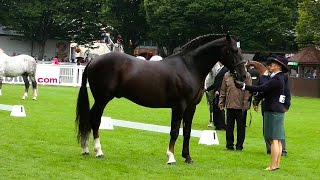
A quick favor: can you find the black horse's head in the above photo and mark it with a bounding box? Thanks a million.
[220,34,247,81]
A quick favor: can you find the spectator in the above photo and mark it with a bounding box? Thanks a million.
[53,56,60,65]
[42,55,47,62]
[312,70,317,78]
[116,34,123,45]
[83,57,89,64]
[206,63,228,130]
[219,71,252,151]
[205,65,219,127]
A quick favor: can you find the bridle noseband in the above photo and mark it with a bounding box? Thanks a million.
[230,60,246,80]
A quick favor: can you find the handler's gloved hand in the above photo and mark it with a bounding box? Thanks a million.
[234,80,244,89]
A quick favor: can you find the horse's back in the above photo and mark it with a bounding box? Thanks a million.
[1,54,36,77]
[87,52,174,84]
[86,52,198,107]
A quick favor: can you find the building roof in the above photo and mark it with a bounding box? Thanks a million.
[289,46,320,64]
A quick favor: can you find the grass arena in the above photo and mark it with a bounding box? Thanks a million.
[0,84,319,179]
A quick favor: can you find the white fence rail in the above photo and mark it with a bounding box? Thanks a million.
[3,64,86,87]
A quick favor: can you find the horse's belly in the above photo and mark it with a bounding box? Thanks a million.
[4,66,25,77]
[118,85,172,108]
[124,93,170,108]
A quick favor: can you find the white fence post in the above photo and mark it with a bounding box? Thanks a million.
[72,65,78,87]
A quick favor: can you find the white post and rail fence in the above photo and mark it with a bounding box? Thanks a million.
[3,64,86,87]
[1,64,85,117]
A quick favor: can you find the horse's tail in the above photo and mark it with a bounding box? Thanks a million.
[75,65,91,146]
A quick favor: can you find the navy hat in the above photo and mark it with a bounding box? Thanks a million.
[266,55,289,73]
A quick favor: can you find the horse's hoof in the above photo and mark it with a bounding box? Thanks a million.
[167,162,176,165]
[82,152,90,156]
[33,98,37,100]
[96,154,104,159]
[185,159,194,164]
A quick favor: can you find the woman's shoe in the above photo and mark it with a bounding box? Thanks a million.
[264,167,278,171]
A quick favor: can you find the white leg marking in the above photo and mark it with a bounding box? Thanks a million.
[166,149,176,165]
[82,147,90,154]
[22,92,28,100]
[81,138,90,154]
[94,138,104,157]
[0,89,2,96]
[33,88,38,100]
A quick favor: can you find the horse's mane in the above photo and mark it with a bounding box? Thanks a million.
[162,33,239,61]
[180,34,226,52]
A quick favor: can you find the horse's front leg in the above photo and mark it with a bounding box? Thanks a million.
[167,107,184,165]
[182,105,196,164]
[29,75,38,100]
[21,75,30,100]
[93,132,103,158]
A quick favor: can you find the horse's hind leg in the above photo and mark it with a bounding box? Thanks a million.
[81,133,90,155]
[90,100,109,158]
[21,74,30,100]
[29,75,38,100]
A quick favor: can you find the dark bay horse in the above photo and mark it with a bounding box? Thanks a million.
[76,34,247,164]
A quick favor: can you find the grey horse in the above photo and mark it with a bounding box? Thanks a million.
[0,48,38,100]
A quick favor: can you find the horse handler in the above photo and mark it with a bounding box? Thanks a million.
[234,56,289,171]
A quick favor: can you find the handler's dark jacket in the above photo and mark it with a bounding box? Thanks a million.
[253,73,291,111]
[246,72,290,113]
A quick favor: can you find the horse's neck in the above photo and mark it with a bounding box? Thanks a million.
[189,48,221,80]
[183,56,218,86]
[192,38,229,79]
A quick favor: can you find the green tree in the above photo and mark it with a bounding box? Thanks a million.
[0,0,299,57]
[56,0,104,45]
[0,0,104,59]
[101,0,149,54]
[210,0,298,51]
[145,0,298,55]
[144,0,222,56]
[144,0,187,56]
[295,0,320,48]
